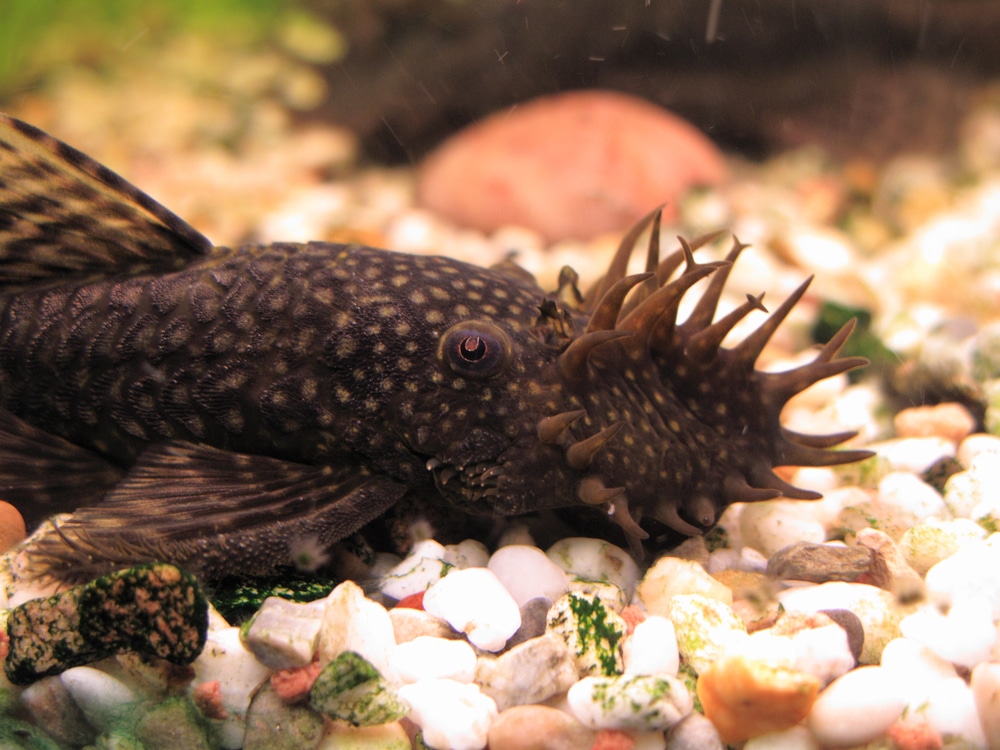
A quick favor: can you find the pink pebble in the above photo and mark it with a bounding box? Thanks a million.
[417,90,728,242]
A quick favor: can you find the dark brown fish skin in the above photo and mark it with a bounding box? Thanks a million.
[0,113,870,581]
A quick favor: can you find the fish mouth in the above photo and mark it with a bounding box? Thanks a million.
[425,457,504,509]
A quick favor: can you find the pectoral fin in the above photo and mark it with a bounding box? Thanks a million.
[0,409,125,529]
[21,441,408,582]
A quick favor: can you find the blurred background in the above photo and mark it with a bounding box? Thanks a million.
[4,0,999,165]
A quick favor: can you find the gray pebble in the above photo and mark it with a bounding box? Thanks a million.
[504,597,552,649]
[819,608,865,664]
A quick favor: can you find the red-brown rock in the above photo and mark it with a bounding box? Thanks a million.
[417,90,728,243]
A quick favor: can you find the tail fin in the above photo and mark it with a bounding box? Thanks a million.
[0,113,212,288]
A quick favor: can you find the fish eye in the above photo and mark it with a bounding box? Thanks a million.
[440,321,511,379]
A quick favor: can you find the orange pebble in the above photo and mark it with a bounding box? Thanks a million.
[395,591,425,610]
[697,655,820,745]
[271,657,322,703]
[619,605,646,635]
[0,500,26,553]
[592,729,635,750]
[192,680,228,720]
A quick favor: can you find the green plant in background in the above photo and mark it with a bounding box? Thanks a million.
[0,0,337,97]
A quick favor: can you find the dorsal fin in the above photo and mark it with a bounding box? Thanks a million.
[0,113,212,287]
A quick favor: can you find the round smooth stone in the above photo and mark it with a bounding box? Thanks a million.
[423,567,521,652]
[806,666,907,747]
[397,679,497,750]
[546,538,640,600]
[487,705,597,750]
[488,545,568,608]
[391,635,477,684]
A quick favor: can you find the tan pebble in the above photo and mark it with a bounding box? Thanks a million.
[487,704,597,750]
[697,654,820,744]
[894,403,976,443]
[418,90,727,243]
[853,528,924,601]
[0,501,26,553]
[712,570,780,631]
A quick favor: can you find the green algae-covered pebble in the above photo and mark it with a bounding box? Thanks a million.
[667,594,746,675]
[310,651,409,726]
[133,696,215,750]
[5,563,208,685]
[0,715,62,749]
[546,592,626,677]
[567,673,693,731]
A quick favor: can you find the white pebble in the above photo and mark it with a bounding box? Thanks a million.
[444,539,490,569]
[869,436,956,474]
[920,677,988,748]
[900,596,998,668]
[924,536,1000,617]
[971,661,1000,749]
[743,725,821,750]
[838,472,949,540]
[738,619,854,686]
[806,666,906,747]
[739,500,826,557]
[957,432,1000,467]
[777,582,900,664]
[391,636,477,684]
[624,615,679,677]
[487,545,568,607]
[423,567,521,652]
[319,580,397,678]
[546,537,640,599]
[191,626,273,750]
[944,454,1000,518]
[60,667,139,730]
[567,673,693,730]
[898,517,987,575]
[381,540,451,601]
[396,679,497,750]
[879,637,958,708]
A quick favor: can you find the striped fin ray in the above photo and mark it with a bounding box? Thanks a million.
[0,113,212,287]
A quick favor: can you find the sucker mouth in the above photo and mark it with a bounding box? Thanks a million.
[426,457,503,505]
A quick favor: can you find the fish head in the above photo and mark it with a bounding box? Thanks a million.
[407,212,871,550]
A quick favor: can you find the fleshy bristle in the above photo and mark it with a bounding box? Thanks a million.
[551,222,871,549]
[585,272,653,333]
[536,409,586,444]
[565,422,624,470]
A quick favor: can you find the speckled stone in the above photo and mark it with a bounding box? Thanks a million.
[475,633,578,711]
[5,563,208,685]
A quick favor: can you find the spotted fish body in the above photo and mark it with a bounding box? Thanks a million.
[0,114,870,581]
